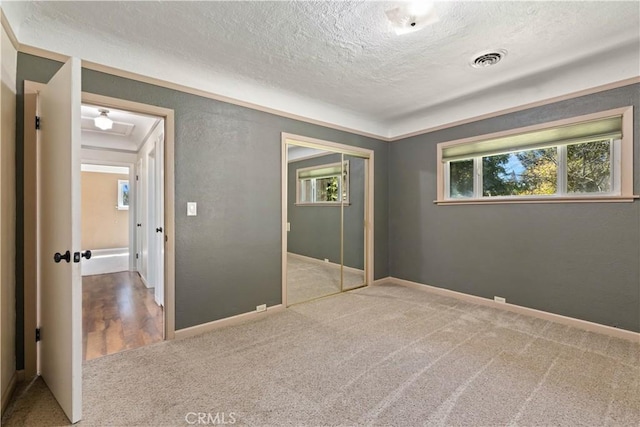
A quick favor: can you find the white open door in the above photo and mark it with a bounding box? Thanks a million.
[136,158,143,272]
[147,148,156,288]
[38,57,82,423]
[155,131,165,307]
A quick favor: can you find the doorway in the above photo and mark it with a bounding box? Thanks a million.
[22,78,176,414]
[77,103,166,361]
[281,133,374,306]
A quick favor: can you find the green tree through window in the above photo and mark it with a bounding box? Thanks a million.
[451,140,611,198]
[567,140,611,193]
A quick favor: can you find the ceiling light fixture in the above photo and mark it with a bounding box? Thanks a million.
[94,109,113,130]
[386,1,439,35]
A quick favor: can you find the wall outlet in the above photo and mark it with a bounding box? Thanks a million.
[324,258,329,263]
[256,304,267,312]
[494,296,506,304]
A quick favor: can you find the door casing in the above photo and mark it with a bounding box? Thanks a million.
[23,82,177,380]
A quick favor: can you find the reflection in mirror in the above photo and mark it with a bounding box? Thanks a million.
[286,144,342,305]
[341,154,365,290]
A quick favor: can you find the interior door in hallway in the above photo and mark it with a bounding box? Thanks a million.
[136,158,144,273]
[154,132,165,307]
[38,57,83,423]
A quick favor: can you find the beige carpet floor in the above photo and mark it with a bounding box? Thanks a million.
[287,253,365,305]
[2,282,639,426]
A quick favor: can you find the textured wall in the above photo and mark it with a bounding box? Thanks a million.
[81,172,129,250]
[389,84,640,332]
[14,53,389,368]
[287,153,365,269]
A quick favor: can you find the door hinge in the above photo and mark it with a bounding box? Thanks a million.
[136,253,139,259]
[136,175,139,181]
[35,328,41,342]
[35,116,41,130]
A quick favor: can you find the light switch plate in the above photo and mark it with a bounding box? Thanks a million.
[187,202,197,216]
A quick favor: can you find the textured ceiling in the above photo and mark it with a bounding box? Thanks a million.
[4,1,639,138]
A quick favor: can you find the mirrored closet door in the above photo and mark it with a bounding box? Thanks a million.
[341,154,365,291]
[286,144,368,305]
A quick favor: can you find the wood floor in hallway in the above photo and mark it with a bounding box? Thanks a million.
[82,271,163,361]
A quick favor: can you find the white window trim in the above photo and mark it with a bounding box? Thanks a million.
[436,106,636,205]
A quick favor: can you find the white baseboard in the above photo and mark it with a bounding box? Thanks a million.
[287,252,364,275]
[174,304,285,340]
[154,293,164,307]
[176,275,638,343]
[1,370,19,415]
[139,273,151,289]
[383,277,640,342]
[81,248,129,276]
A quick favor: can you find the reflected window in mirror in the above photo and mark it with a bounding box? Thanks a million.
[296,161,349,205]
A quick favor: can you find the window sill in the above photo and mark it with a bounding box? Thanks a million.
[295,202,351,207]
[434,195,639,205]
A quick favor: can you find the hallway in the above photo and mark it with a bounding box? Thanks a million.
[82,271,163,361]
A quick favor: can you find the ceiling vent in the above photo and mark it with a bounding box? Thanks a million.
[470,49,507,69]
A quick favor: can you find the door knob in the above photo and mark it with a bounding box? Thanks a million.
[53,251,71,263]
[73,250,92,263]
[156,227,163,233]
[137,223,142,227]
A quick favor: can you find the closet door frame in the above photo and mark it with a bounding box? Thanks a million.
[281,133,374,307]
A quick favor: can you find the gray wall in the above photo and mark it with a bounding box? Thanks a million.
[14,53,390,368]
[287,153,365,269]
[390,84,640,332]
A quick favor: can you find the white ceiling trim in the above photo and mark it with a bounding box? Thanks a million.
[20,43,639,144]
[388,76,640,142]
[81,164,129,175]
[3,4,639,141]
[19,43,388,138]
[19,43,387,141]
[388,42,640,139]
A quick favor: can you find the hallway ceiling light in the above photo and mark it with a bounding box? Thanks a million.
[386,1,439,35]
[94,109,113,130]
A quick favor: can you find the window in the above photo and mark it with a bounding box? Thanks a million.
[437,107,635,204]
[117,179,130,210]
[296,161,349,205]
